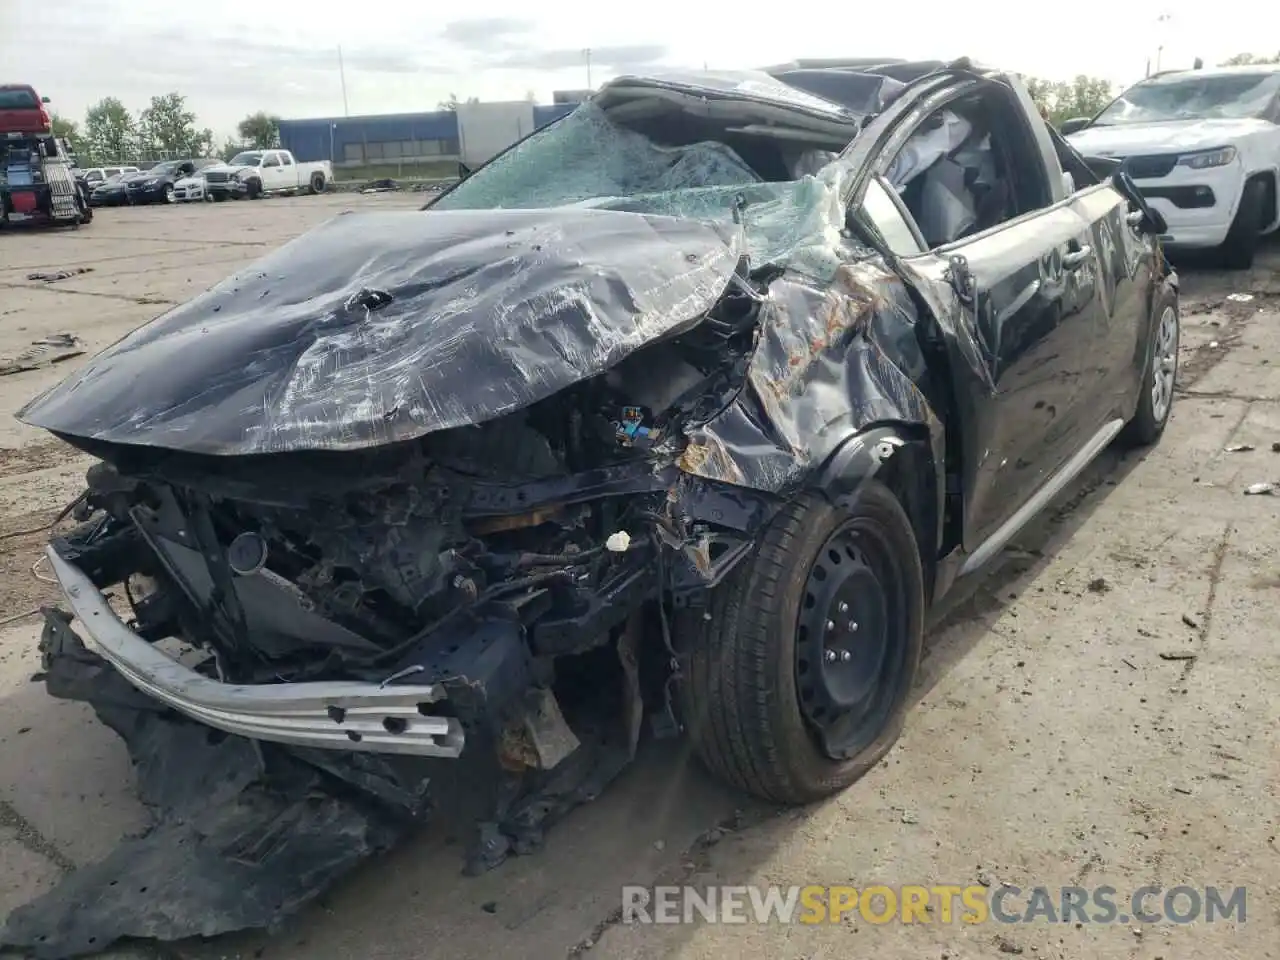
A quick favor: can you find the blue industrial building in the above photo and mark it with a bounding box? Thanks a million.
[279,103,577,167]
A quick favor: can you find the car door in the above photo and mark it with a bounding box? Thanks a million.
[260,152,286,190]
[276,151,298,188]
[850,78,1110,557]
[1064,180,1152,427]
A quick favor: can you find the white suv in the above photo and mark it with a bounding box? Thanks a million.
[1063,65,1280,268]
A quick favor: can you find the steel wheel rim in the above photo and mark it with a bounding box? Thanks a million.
[165,185,174,203]
[1150,305,1178,423]
[794,519,910,760]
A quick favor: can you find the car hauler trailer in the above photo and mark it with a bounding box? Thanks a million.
[1,132,91,227]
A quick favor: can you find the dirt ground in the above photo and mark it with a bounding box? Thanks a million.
[0,197,1277,960]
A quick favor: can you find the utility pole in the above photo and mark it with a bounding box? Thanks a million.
[583,48,592,90]
[338,46,350,116]
[1154,12,1172,73]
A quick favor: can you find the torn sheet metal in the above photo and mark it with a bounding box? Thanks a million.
[16,206,741,455]
[680,260,941,492]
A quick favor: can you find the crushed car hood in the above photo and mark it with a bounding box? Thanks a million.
[17,207,742,455]
[1066,117,1274,156]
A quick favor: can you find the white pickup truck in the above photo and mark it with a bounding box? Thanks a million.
[201,149,332,200]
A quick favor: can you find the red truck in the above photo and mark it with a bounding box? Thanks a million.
[0,84,52,134]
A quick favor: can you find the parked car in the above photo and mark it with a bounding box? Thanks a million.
[87,172,132,207]
[201,149,332,199]
[7,59,1179,955]
[0,84,50,134]
[1062,64,1280,268]
[121,158,219,204]
[77,165,141,187]
[172,170,209,202]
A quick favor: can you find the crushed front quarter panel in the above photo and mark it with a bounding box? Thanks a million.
[679,259,941,492]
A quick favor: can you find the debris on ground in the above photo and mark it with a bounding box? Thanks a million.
[1226,293,1255,303]
[994,935,1024,955]
[1159,651,1198,661]
[1181,613,1200,629]
[1272,442,1280,453]
[0,334,86,376]
[1225,444,1255,453]
[1087,577,1110,593]
[360,178,399,194]
[26,267,93,282]
[900,810,919,824]
[1244,482,1276,496]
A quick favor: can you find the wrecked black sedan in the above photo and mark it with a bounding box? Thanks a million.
[6,59,1177,957]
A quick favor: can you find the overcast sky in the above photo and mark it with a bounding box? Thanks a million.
[3,0,1276,139]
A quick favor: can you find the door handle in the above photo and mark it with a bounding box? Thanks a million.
[1063,246,1093,270]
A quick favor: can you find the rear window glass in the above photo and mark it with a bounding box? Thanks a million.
[0,89,39,109]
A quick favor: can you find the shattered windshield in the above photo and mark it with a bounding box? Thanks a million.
[430,100,861,277]
[230,151,263,166]
[1094,72,1280,124]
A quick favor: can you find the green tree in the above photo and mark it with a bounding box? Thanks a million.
[138,92,202,156]
[83,97,135,164]
[219,137,246,162]
[1221,52,1280,65]
[1026,75,1115,126]
[49,113,86,161]
[236,111,281,149]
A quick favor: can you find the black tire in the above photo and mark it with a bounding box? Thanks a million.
[163,183,175,204]
[677,483,924,804]
[246,178,262,200]
[309,171,326,194]
[1219,178,1265,270]
[1123,281,1180,446]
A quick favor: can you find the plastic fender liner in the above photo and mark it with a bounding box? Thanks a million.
[815,424,941,596]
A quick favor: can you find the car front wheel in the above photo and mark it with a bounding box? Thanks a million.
[678,483,924,804]
[1219,178,1265,270]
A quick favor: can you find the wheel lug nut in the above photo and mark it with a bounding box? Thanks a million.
[826,620,835,632]
[838,602,849,614]
[841,650,852,662]
[848,621,858,632]
[824,649,837,663]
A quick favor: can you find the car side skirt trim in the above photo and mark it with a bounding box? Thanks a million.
[958,418,1125,576]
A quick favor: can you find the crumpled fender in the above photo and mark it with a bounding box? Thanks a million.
[814,423,944,595]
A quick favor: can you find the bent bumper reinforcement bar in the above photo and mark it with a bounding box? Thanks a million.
[45,545,467,758]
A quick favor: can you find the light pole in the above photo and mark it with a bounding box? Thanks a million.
[1154,12,1172,73]
[338,46,350,116]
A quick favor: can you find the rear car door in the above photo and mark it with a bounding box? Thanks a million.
[852,77,1112,556]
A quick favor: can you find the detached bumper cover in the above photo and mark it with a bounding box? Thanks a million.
[44,545,466,758]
